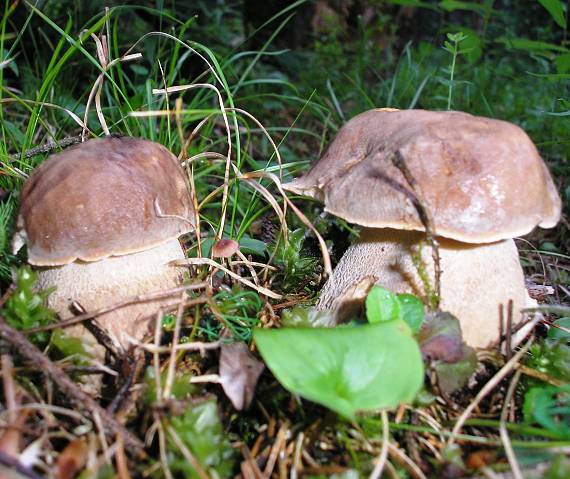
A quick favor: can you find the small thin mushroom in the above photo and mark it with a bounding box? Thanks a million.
[212,239,240,258]
[284,109,561,348]
[13,136,196,358]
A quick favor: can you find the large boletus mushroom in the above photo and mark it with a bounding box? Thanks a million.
[13,136,195,354]
[284,109,561,348]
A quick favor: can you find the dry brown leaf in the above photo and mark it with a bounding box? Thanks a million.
[56,438,89,479]
[219,342,264,410]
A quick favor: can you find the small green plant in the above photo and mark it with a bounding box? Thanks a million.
[254,286,424,419]
[168,398,235,478]
[526,340,570,383]
[205,288,263,342]
[411,244,440,311]
[524,384,570,439]
[2,267,54,346]
[441,32,470,110]
[273,228,319,292]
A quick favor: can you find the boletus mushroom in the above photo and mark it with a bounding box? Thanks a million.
[13,136,195,354]
[284,109,561,348]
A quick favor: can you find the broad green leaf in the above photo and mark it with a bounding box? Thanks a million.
[254,322,424,419]
[281,305,335,328]
[539,0,567,28]
[397,294,425,334]
[366,286,401,323]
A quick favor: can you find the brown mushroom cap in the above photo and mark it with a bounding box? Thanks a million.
[284,109,561,243]
[212,239,240,258]
[16,136,195,266]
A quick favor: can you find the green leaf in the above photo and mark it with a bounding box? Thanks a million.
[397,294,425,334]
[281,306,336,328]
[499,37,569,54]
[439,1,490,13]
[445,26,483,63]
[169,398,235,477]
[548,318,570,341]
[523,385,570,439]
[254,322,424,419]
[539,0,567,28]
[51,330,91,362]
[239,236,268,256]
[434,347,477,396]
[366,286,401,324]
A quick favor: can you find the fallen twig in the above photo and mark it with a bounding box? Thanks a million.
[391,150,441,308]
[0,316,146,458]
[25,282,208,334]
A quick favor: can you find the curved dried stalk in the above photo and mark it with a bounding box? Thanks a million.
[447,338,533,447]
[175,257,282,299]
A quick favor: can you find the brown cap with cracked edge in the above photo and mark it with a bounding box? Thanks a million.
[15,136,195,266]
[284,109,561,243]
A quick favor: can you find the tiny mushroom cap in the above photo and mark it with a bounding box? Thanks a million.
[284,109,561,243]
[12,136,196,378]
[284,109,562,348]
[212,239,240,258]
[15,136,195,265]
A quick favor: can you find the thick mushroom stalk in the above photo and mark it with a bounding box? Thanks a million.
[36,238,185,355]
[316,228,536,348]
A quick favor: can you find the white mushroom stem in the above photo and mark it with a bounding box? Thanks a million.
[36,238,187,356]
[317,228,536,348]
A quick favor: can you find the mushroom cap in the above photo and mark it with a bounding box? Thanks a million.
[284,109,561,243]
[17,136,195,266]
[212,239,240,258]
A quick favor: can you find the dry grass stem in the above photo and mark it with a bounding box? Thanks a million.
[26,282,207,334]
[241,170,332,276]
[391,150,441,306]
[134,340,221,355]
[448,338,533,447]
[369,410,390,479]
[175,257,282,299]
[163,293,188,400]
[167,425,210,479]
[499,369,523,479]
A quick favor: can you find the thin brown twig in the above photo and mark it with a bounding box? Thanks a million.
[167,425,210,479]
[25,283,208,334]
[0,316,146,458]
[391,150,441,307]
[70,301,121,360]
[7,136,82,162]
[447,337,533,447]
